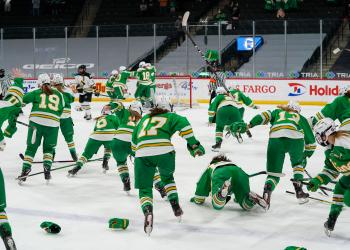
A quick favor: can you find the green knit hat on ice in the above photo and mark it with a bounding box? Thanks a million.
[109,218,129,230]
[40,221,61,234]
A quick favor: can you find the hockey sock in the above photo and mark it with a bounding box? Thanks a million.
[212,192,226,210]
[117,164,129,180]
[330,176,350,216]
[67,141,77,155]
[153,171,165,189]
[292,164,304,181]
[22,154,33,171]
[265,175,280,191]
[164,182,178,202]
[77,155,88,168]
[82,103,91,116]
[139,189,153,214]
[103,148,112,160]
[241,196,255,211]
[43,153,53,170]
[0,211,11,237]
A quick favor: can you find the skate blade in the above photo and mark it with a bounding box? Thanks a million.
[298,198,309,205]
[176,215,182,223]
[145,226,152,236]
[103,170,107,174]
[324,227,332,237]
[125,190,131,195]
[46,180,50,185]
[211,148,220,152]
[18,180,24,186]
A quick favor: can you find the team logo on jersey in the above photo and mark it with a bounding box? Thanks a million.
[288,83,306,96]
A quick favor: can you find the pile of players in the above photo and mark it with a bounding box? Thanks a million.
[1,65,350,249]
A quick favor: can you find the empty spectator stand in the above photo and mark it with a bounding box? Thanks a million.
[0,0,86,39]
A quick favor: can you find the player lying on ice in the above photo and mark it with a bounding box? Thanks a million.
[230,101,316,208]
[190,154,268,211]
[308,118,350,236]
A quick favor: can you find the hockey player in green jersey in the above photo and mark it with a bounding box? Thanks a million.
[109,101,143,192]
[308,118,350,236]
[230,101,316,208]
[132,99,205,235]
[0,77,24,151]
[191,155,268,211]
[68,105,120,177]
[208,87,245,151]
[106,66,132,103]
[0,77,23,250]
[134,62,153,107]
[311,86,350,130]
[18,74,65,183]
[145,63,156,104]
[51,74,77,161]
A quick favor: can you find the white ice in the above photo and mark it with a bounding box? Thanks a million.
[1,103,349,250]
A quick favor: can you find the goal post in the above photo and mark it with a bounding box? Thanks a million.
[154,75,195,108]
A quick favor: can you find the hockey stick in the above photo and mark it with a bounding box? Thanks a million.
[286,191,333,205]
[16,120,37,144]
[290,179,333,192]
[249,171,286,178]
[19,153,75,164]
[16,157,103,180]
[181,12,233,96]
[304,169,329,196]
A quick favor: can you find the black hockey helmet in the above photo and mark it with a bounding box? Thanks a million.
[78,64,86,73]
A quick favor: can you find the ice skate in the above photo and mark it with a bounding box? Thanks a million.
[292,180,309,204]
[44,165,51,184]
[170,200,183,222]
[143,205,153,236]
[102,157,109,173]
[68,166,81,177]
[246,129,253,138]
[0,225,17,250]
[122,176,131,194]
[324,214,338,237]
[211,141,222,152]
[263,183,272,210]
[249,191,268,211]
[17,168,31,185]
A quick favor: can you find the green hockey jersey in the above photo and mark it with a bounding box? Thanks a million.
[23,89,65,127]
[60,91,75,119]
[313,133,350,187]
[313,95,350,131]
[4,78,25,106]
[250,109,316,156]
[208,94,240,122]
[146,65,156,86]
[114,107,136,142]
[90,114,120,141]
[134,68,152,86]
[132,112,199,157]
[106,71,132,101]
[229,89,255,108]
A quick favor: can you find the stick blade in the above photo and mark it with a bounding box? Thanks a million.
[182,11,190,27]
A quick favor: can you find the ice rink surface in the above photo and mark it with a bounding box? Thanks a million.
[1,103,349,250]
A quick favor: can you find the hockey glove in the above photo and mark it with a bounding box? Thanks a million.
[76,84,84,93]
[187,142,205,157]
[230,122,248,134]
[307,177,322,192]
[40,221,61,234]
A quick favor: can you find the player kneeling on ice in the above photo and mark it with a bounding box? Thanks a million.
[308,118,350,236]
[191,155,268,211]
[18,74,65,184]
[230,101,316,208]
[208,87,255,152]
[132,99,205,235]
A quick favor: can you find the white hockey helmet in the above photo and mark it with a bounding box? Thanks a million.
[129,101,143,116]
[119,66,126,72]
[287,100,301,114]
[101,104,112,115]
[111,70,119,76]
[339,85,350,96]
[139,61,146,68]
[51,73,64,86]
[314,118,337,147]
[145,63,151,68]
[216,86,226,95]
[156,95,173,111]
[37,73,51,86]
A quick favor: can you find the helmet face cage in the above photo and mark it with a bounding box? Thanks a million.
[287,101,301,114]
[78,65,86,73]
[129,101,143,116]
[101,105,112,115]
[315,132,329,147]
[314,118,336,147]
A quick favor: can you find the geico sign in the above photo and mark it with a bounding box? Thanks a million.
[240,84,276,93]
[309,85,339,96]
[22,63,94,70]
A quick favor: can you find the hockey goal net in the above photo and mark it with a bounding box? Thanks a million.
[154,76,196,108]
